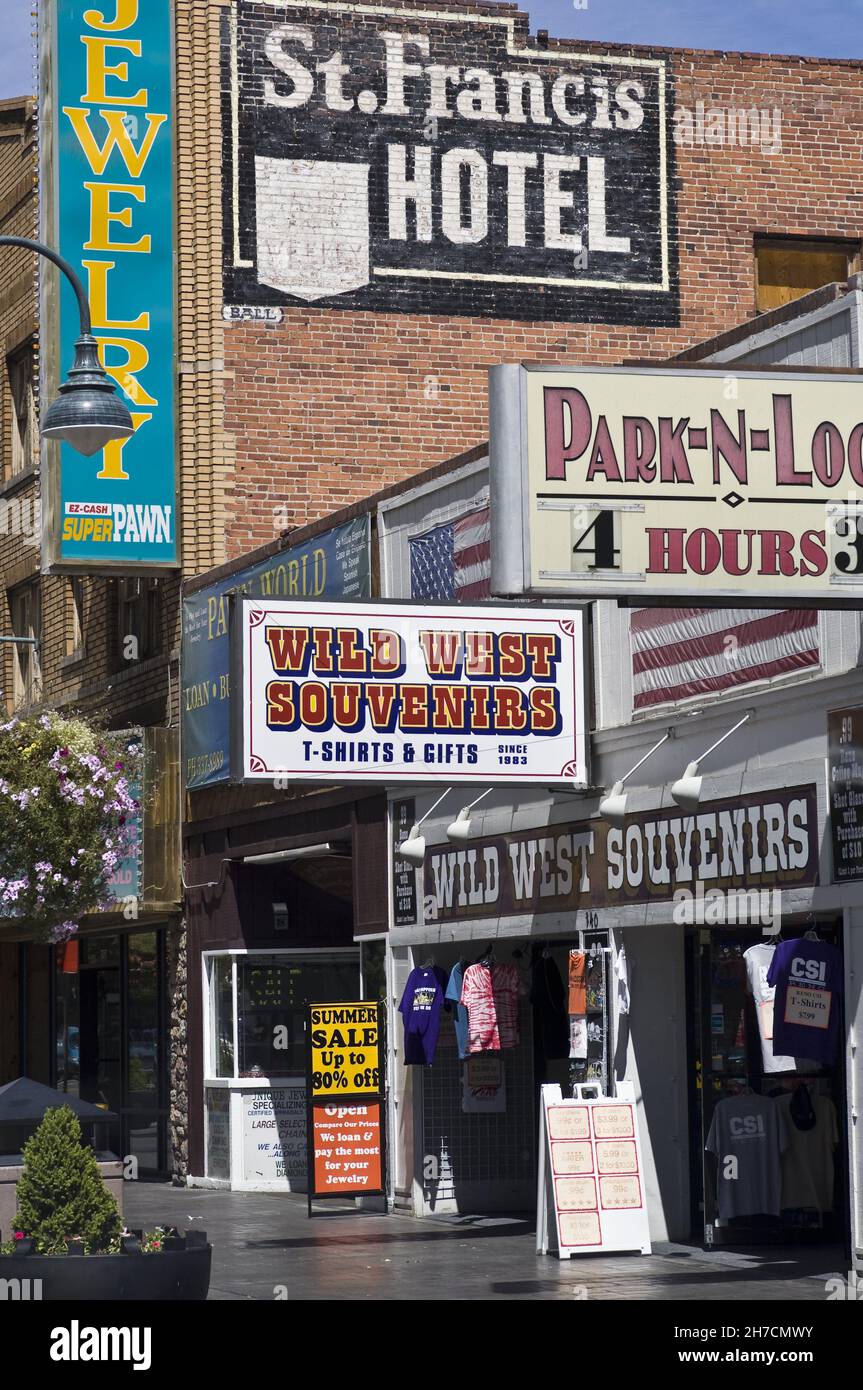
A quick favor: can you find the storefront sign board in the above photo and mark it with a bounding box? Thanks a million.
[41,0,177,570]
[421,784,819,925]
[239,599,588,785]
[242,1084,307,1184]
[490,363,863,605]
[311,1101,384,1196]
[307,1000,386,1207]
[537,1083,651,1258]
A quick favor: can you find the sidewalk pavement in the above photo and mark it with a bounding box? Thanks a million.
[124,1184,847,1301]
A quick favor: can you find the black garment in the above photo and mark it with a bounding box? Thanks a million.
[530,954,570,1060]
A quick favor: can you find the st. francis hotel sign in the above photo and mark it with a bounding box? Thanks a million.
[237,600,588,785]
[490,364,863,605]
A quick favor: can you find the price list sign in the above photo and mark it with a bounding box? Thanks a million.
[537,1084,651,1259]
[307,1001,385,1209]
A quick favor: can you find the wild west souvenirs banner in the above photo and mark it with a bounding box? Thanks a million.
[238,599,588,785]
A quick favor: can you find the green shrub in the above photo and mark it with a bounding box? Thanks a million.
[13,1106,122,1255]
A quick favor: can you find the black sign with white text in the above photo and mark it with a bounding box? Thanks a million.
[224,0,676,323]
[828,706,863,882]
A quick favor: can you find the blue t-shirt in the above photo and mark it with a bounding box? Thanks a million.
[767,937,842,1065]
[445,962,469,1060]
[399,967,449,1065]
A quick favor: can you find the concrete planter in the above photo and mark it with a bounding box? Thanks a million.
[0,1236,211,1301]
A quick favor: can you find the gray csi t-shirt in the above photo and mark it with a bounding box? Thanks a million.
[705,1094,788,1219]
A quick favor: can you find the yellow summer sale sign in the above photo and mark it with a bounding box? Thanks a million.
[309,1002,381,1097]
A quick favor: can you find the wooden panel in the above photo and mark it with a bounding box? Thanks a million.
[756,242,853,313]
[352,796,388,938]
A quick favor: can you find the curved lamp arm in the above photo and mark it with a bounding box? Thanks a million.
[0,234,91,334]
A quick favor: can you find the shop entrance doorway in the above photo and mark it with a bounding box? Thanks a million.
[686,920,848,1252]
[54,929,169,1176]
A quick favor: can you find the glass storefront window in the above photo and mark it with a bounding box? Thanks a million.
[211,955,235,1078]
[205,951,360,1080]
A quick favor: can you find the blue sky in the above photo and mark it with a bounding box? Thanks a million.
[0,0,858,100]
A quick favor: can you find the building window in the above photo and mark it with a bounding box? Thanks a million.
[116,576,162,666]
[8,580,41,709]
[6,341,36,479]
[755,236,861,314]
[204,950,361,1081]
[66,577,85,658]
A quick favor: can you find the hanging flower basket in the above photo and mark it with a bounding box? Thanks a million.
[0,712,140,942]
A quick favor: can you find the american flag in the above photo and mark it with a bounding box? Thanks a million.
[409,507,491,602]
[631,607,820,711]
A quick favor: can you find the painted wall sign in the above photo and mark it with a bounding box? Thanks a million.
[238,599,588,785]
[183,515,371,788]
[828,706,863,883]
[41,0,177,570]
[422,785,819,924]
[223,0,675,324]
[490,364,863,604]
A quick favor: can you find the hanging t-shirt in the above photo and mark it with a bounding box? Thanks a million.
[531,954,570,1060]
[398,966,449,1065]
[775,1090,838,1212]
[743,943,797,1073]
[705,1093,788,1219]
[461,963,499,1052]
[460,962,522,1053]
[569,1016,587,1059]
[445,961,469,1061]
[767,937,842,1065]
[568,951,587,1014]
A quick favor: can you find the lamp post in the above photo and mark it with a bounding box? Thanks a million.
[0,235,134,456]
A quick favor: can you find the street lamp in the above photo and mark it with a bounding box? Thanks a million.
[0,235,134,456]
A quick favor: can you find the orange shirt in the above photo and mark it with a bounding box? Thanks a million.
[568,950,587,1015]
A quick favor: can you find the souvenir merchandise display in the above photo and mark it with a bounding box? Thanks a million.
[774,1087,839,1215]
[768,933,843,1065]
[445,960,470,1061]
[706,1091,788,1219]
[398,963,449,1065]
[743,942,797,1073]
[705,1081,839,1228]
[531,949,570,1061]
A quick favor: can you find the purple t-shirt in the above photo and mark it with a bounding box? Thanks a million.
[767,937,842,1065]
[399,967,449,1065]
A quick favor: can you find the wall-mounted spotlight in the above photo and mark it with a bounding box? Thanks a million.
[395,788,453,865]
[446,788,493,842]
[670,711,753,813]
[598,731,672,826]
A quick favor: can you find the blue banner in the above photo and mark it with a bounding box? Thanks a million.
[182,516,371,788]
[51,0,176,566]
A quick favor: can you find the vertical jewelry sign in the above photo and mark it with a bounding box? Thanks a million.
[40,0,178,571]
